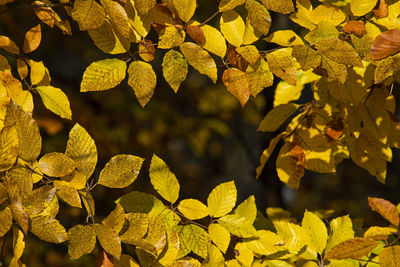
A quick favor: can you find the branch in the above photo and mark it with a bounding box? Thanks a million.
[198,10,220,27]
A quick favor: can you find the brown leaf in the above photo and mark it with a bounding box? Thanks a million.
[138,39,156,62]
[325,237,379,260]
[373,0,388,18]
[187,25,205,46]
[371,29,400,60]
[368,197,399,226]
[34,1,55,28]
[227,44,248,71]
[324,119,344,141]
[222,68,250,107]
[343,21,366,37]
[22,24,42,54]
[95,250,114,267]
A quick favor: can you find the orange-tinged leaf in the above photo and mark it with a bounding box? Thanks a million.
[95,250,114,267]
[344,21,366,37]
[373,0,388,18]
[138,39,156,62]
[368,197,399,226]
[222,68,250,107]
[324,237,379,260]
[379,245,400,267]
[127,60,157,107]
[325,119,344,142]
[22,24,41,54]
[371,29,400,60]
[0,35,20,55]
[34,1,55,28]
[17,59,28,80]
[187,25,205,46]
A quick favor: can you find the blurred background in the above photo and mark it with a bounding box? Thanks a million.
[1,0,400,266]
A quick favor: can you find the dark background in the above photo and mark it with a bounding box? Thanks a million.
[0,0,400,265]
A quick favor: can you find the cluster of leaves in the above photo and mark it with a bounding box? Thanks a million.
[1,0,400,265]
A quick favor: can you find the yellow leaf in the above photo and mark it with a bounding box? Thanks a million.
[257,103,298,132]
[71,0,106,30]
[225,259,241,267]
[180,42,217,83]
[222,68,250,107]
[149,154,180,203]
[158,228,180,265]
[10,226,25,267]
[114,254,140,267]
[88,19,130,54]
[207,180,237,218]
[208,223,230,253]
[246,59,274,96]
[0,126,18,172]
[379,246,400,267]
[351,0,378,16]
[364,226,397,237]
[246,0,271,35]
[30,215,68,243]
[266,30,304,46]
[4,165,33,200]
[65,123,98,179]
[38,152,76,177]
[308,5,346,26]
[177,199,209,220]
[36,86,71,120]
[100,0,130,39]
[0,55,11,72]
[368,197,399,227]
[162,50,188,93]
[175,224,209,259]
[245,230,287,255]
[173,0,196,22]
[200,24,227,58]
[218,0,246,12]
[304,21,339,45]
[316,38,363,67]
[302,210,328,254]
[235,242,253,266]
[0,207,12,238]
[125,0,151,38]
[5,102,41,162]
[243,17,262,45]
[81,58,127,92]
[276,140,305,190]
[133,0,155,15]
[0,35,20,55]
[220,11,245,47]
[261,0,294,14]
[68,224,96,259]
[94,223,122,259]
[234,195,257,225]
[14,90,33,113]
[120,213,149,243]
[10,200,29,234]
[127,60,156,107]
[326,215,355,252]
[30,60,46,85]
[236,45,260,65]
[256,133,283,178]
[117,191,163,214]
[53,180,82,208]
[23,185,57,216]
[79,190,95,217]
[98,154,144,188]
[158,26,186,49]
[203,243,224,267]
[218,214,257,238]
[102,203,125,234]
[325,237,379,260]
[22,24,41,54]
[274,221,310,254]
[266,47,299,85]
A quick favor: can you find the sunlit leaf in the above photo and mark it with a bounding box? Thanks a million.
[218,0,246,12]
[178,199,209,220]
[351,0,378,16]
[149,154,180,204]
[0,207,12,238]
[274,220,309,254]
[266,47,299,85]
[68,224,96,259]
[200,24,227,57]
[207,181,237,218]
[325,237,379,260]
[22,24,41,54]
[54,180,82,208]
[10,200,29,234]
[371,29,400,60]
[246,59,274,96]
[94,223,122,259]
[81,58,127,92]
[38,152,76,177]
[261,0,294,14]
[127,60,157,107]
[100,0,131,39]
[302,210,328,254]
[266,30,304,46]
[36,86,71,120]
[99,154,144,188]
[326,215,355,252]
[218,214,257,238]
[0,126,18,172]
[235,242,254,266]
[379,246,400,267]
[222,68,250,107]
[208,223,230,253]
[175,224,209,259]
[133,0,155,14]
[368,197,399,226]
[88,19,130,54]
[72,0,106,30]
[316,38,363,67]
[344,21,366,37]
[173,0,196,22]
[220,11,245,47]
[158,26,186,49]
[30,215,68,243]
[246,0,271,35]
[162,50,188,93]
[0,35,20,55]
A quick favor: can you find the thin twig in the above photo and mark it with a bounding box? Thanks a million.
[199,10,220,26]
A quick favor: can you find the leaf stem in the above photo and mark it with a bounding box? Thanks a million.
[199,10,220,27]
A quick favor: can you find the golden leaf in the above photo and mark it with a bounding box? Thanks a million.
[10,226,25,267]
[72,0,106,30]
[102,203,125,234]
[305,21,339,45]
[134,0,156,15]
[22,24,41,54]
[261,0,294,14]
[68,224,96,259]
[200,24,227,57]
[4,165,33,199]
[266,30,304,46]
[0,35,20,55]
[100,0,131,39]
[38,152,76,177]
[10,200,29,234]
[302,210,328,254]
[325,215,355,252]
[236,45,260,65]
[158,26,186,49]
[234,195,257,225]
[23,185,57,216]
[173,0,196,22]
[30,215,68,243]
[379,245,400,267]
[235,242,254,266]
[88,19,130,54]
[257,103,298,132]
[274,220,309,254]
[0,126,18,172]
[218,0,245,12]
[178,199,209,220]
[246,59,274,96]
[94,223,122,259]
[222,68,250,107]
[180,42,217,83]
[120,213,149,243]
[266,47,299,85]
[208,223,230,253]
[98,154,144,188]
[368,197,399,226]
[220,11,245,47]
[256,133,283,178]
[81,58,127,92]
[34,1,55,28]
[245,230,286,255]
[138,39,156,62]
[29,60,47,86]
[243,17,262,45]
[325,237,379,260]
[207,181,237,218]
[36,86,72,120]
[246,0,271,35]
[162,50,188,93]
[127,60,157,107]
[0,207,12,238]
[351,0,378,16]
[175,224,209,259]
[316,38,363,67]
[54,180,82,208]
[16,59,28,80]
[114,254,140,267]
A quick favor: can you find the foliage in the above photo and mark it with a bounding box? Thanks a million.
[0,0,400,266]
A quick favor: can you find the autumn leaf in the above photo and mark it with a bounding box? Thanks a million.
[222,68,250,107]
[368,197,399,226]
[371,29,400,60]
[72,0,106,31]
[344,21,366,37]
[0,35,20,55]
[127,60,157,107]
[187,25,205,46]
[207,181,237,218]
[22,24,41,54]
[324,237,379,260]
